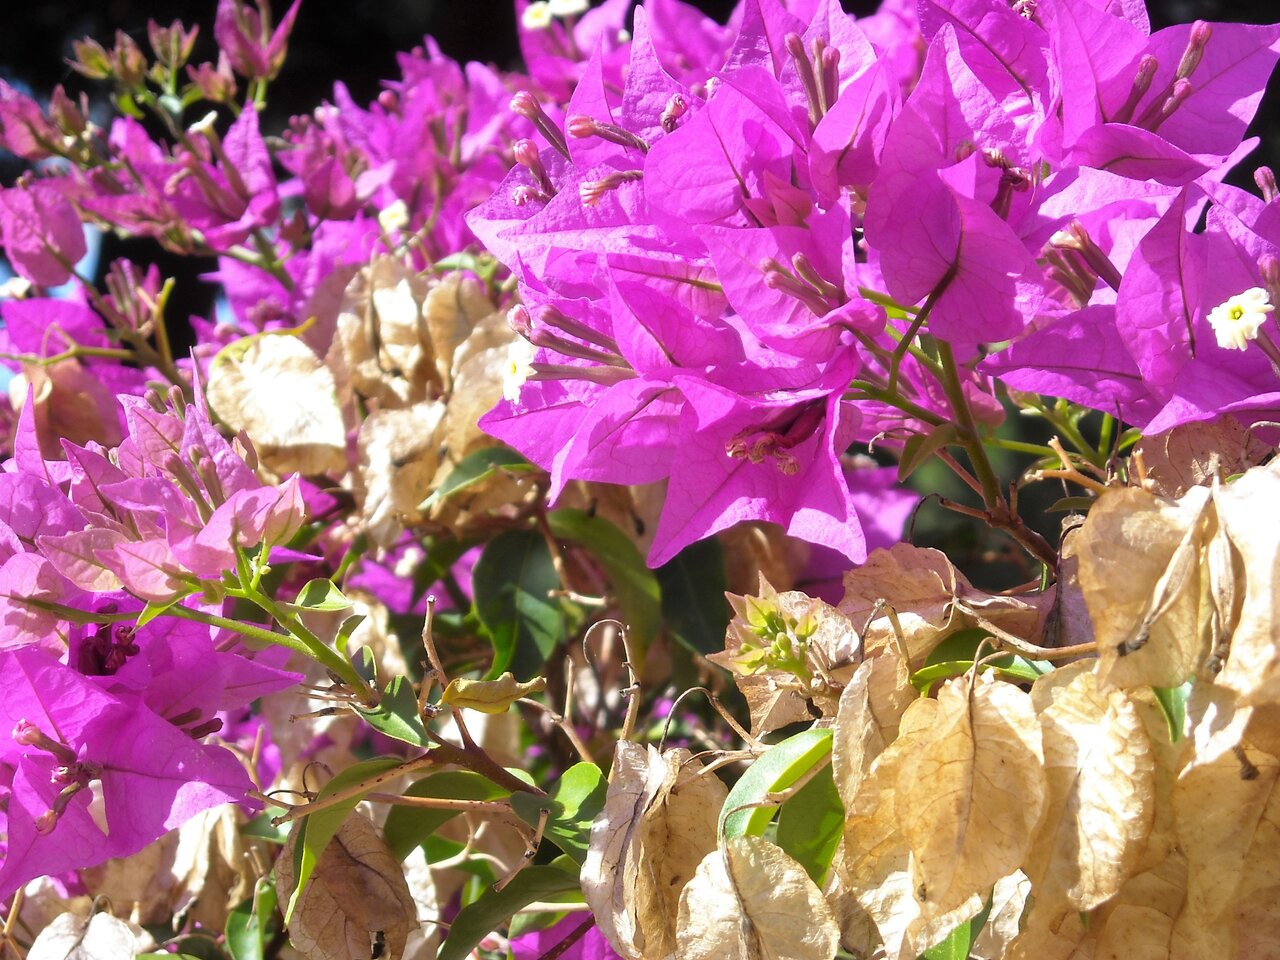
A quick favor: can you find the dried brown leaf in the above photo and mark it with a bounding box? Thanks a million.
[207,332,347,476]
[1077,486,1212,689]
[895,674,1045,916]
[1024,662,1155,912]
[582,742,725,960]
[275,812,416,960]
[675,835,840,960]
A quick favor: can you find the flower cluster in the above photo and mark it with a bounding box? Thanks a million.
[0,388,302,899]
[475,0,1280,564]
[0,0,1277,953]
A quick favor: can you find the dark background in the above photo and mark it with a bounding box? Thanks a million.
[3,0,1278,149]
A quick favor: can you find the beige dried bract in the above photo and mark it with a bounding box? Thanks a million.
[1077,485,1213,690]
[1136,415,1270,499]
[275,812,416,960]
[27,911,142,960]
[840,695,985,960]
[675,835,840,960]
[207,331,347,476]
[1023,662,1155,913]
[894,673,1045,918]
[356,400,448,545]
[581,742,725,960]
[1209,461,1280,704]
[839,544,1046,667]
[1169,687,1280,958]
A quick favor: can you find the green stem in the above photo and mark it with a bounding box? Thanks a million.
[161,604,321,661]
[1098,413,1116,461]
[1048,405,1100,468]
[986,436,1060,459]
[846,380,947,427]
[936,341,1002,511]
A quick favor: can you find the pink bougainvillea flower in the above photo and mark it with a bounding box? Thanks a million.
[0,648,252,901]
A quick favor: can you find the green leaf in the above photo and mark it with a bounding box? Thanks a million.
[775,762,843,884]
[438,863,582,960]
[656,538,731,656]
[385,771,510,860]
[920,897,992,960]
[1047,496,1097,513]
[284,756,404,924]
[357,675,429,747]
[420,446,534,511]
[547,508,662,654]
[242,813,289,845]
[472,528,565,679]
[291,578,351,612]
[509,761,607,864]
[898,423,959,482]
[137,594,187,627]
[1152,680,1193,742]
[912,628,1052,692]
[225,879,277,960]
[910,657,1050,694]
[721,728,834,838]
[333,613,365,657]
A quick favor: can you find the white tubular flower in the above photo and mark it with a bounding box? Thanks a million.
[377,199,410,234]
[521,2,554,29]
[1207,287,1275,351]
[502,338,538,403]
[548,0,589,16]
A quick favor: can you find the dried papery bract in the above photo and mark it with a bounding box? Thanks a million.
[894,673,1045,918]
[27,909,143,960]
[1023,661,1155,913]
[840,697,985,960]
[581,742,726,960]
[206,331,348,476]
[839,544,1046,668]
[1209,461,1280,704]
[831,651,914,813]
[356,400,448,545]
[675,834,840,960]
[275,812,416,960]
[1169,689,1280,958]
[1135,416,1271,499]
[1077,485,1213,690]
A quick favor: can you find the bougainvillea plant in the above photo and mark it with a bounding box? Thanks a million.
[1,0,1279,957]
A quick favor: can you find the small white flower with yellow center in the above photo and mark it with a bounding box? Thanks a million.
[548,0,589,16]
[521,1,553,29]
[377,199,410,235]
[1207,287,1275,351]
[502,338,538,404]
